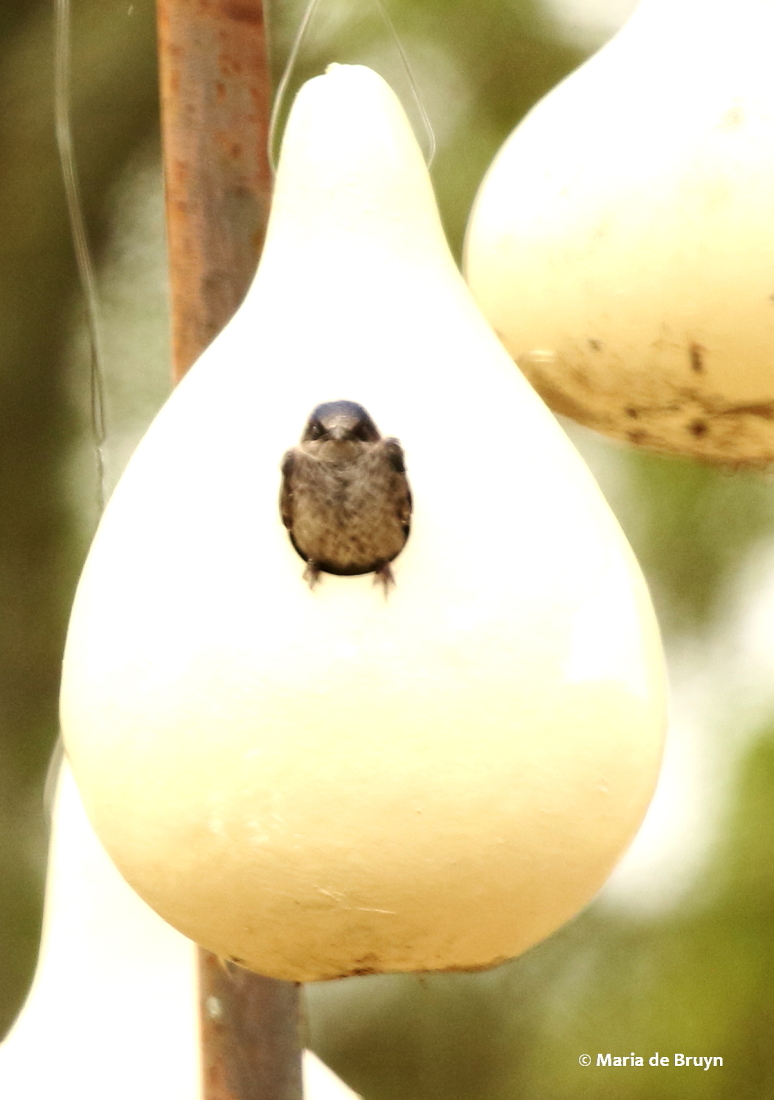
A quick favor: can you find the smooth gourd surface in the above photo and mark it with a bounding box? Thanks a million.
[466,0,774,466]
[61,66,666,981]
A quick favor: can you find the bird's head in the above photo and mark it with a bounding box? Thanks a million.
[302,401,381,444]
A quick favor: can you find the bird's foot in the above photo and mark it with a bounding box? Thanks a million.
[303,561,322,589]
[373,562,395,597]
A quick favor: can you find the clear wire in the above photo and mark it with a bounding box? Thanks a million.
[268,0,322,172]
[268,0,436,173]
[54,0,108,516]
[372,0,435,166]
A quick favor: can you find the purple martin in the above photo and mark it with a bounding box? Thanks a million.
[280,401,412,592]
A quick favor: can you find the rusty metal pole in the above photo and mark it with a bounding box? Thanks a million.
[157,0,274,380]
[155,1,304,1097]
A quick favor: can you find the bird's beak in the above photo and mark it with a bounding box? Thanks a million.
[327,417,359,441]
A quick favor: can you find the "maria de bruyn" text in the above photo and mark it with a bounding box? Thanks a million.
[597,1053,722,1069]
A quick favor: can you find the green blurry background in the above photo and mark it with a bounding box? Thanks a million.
[2,0,774,1096]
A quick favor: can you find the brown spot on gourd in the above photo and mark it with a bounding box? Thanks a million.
[344,953,380,978]
[689,342,706,373]
[588,338,603,351]
[718,402,774,420]
[689,419,708,437]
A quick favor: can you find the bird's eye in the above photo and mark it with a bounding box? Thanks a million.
[354,419,378,442]
[307,420,324,440]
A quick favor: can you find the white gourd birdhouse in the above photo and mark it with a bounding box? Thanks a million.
[60,66,666,981]
[466,0,774,466]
